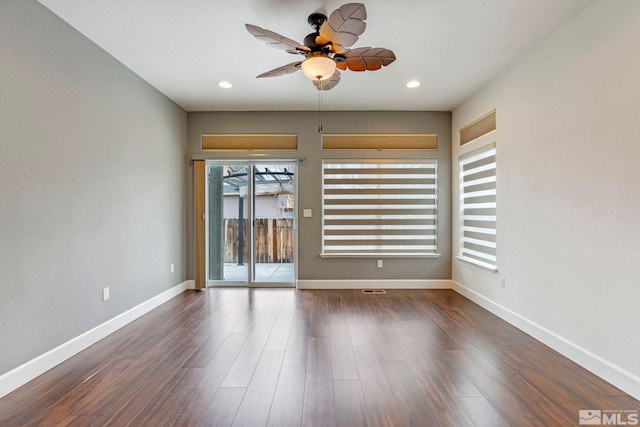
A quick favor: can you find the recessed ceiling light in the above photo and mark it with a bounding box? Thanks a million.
[406,80,421,88]
[218,81,232,89]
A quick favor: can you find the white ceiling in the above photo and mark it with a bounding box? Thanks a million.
[37,0,595,112]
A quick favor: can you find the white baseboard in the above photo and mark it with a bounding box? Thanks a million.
[297,279,452,290]
[452,281,640,401]
[0,280,193,399]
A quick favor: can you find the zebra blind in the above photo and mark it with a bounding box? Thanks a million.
[322,159,438,256]
[460,143,497,269]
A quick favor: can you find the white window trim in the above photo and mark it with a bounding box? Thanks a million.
[321,253,441,259]
[455,255,498,272]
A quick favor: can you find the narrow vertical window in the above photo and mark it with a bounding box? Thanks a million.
[459,143,496,269]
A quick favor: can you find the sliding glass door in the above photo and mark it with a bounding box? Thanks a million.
[206,161,296,287]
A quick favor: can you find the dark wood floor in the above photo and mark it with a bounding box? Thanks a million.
[0,289,637,426]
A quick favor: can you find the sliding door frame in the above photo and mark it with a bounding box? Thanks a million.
[201,159,298,288]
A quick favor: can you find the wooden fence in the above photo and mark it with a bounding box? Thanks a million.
[223,218,294,263]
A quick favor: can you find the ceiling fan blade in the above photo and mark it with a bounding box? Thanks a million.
[286,46,312,55]
[245,24,305,52]
[316,3,367,53]
[313,70,341,91]
[256,61,302,78]
[342,47,396,72]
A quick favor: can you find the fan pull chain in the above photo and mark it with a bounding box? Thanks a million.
[318,78,323,133]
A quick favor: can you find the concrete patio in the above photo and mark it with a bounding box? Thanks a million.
[208,262,294,284]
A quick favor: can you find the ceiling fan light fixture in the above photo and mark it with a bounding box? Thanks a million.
[301,53,336,81]
[246,3,395,91]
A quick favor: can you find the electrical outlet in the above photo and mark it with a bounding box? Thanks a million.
[500,277,506,289]
[102,287,110,301]
[377,259,383,269]
[171,263,175,273]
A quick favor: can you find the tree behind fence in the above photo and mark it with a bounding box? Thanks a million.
[223,218,294,263]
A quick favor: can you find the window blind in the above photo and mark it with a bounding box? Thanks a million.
[322,159,438,256]
[460,143,496,269]
[459,110,496,146]
[322,134,437,150]
[201,134,298,151]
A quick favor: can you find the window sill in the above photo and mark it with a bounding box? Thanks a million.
[455,256,498,272]
[320,253,441,259]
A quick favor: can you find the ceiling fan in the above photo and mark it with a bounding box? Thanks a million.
[245,3,396,91]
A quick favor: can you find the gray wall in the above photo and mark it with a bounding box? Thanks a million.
[0,0,187,375]
[187,111,452,281]
[452,0,640,395]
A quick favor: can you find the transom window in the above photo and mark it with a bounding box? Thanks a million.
[322,159,438,256]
